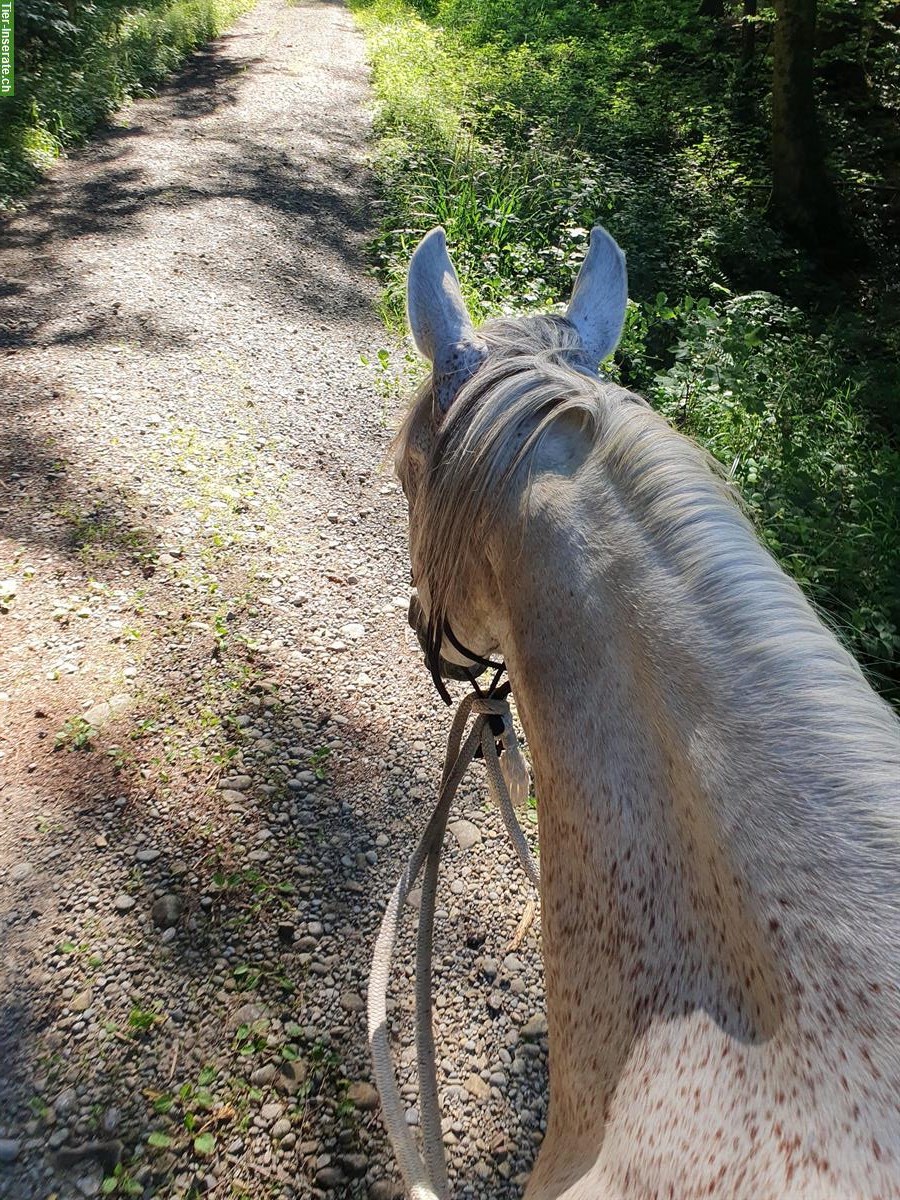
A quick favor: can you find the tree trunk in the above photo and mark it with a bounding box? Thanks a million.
[770,0,843,242]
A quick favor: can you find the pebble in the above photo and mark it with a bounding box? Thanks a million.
[346,1081,379,1110]
[219,789,247,805]
[369,1182,397,1200]
[152,894,182,928]
[275,1060,307,1095]
[55,1087,77,1114]
[448,820,482,850]
[520,1012,548,1040]
[220,775,252,791]
[76,1170,102,1197]
[0,1139,20,1163]
[9,862,34,882]
[314,1166,345,1189]
[340,991,365,1014]
[341,1152,368,1177]
[465,1074,491,1100]
[112,893,135,913]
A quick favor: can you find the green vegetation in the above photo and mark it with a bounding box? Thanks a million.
[0,0,254,206]
[54,714,98,751]
[352,0,900,702]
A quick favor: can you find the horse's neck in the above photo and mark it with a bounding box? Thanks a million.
[493,465,900,1096]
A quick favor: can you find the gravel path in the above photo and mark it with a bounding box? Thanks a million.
[0,3,545,1197]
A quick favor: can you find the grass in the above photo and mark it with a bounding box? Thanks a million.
[0,0,256,207]
[351,0,900,704]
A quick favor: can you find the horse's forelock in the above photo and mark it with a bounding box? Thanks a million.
[399,313,610,638]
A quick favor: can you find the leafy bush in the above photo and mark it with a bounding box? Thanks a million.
[0,0,254,206]
[644,292,900,679]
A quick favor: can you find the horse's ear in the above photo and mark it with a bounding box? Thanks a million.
[407,227,485,413]
[565,225,628,367]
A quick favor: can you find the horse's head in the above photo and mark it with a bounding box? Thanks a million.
[396,225,628,691]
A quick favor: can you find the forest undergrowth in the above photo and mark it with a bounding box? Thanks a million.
[352,0,900,703]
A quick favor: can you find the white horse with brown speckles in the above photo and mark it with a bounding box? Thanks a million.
[396,225,900,1199]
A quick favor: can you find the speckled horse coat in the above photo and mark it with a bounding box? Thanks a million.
[396,226,900,1200]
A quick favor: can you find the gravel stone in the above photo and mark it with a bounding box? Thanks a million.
[314,1166,346,1190]
[151,894,182,929]
[520,1013,549,1040]
[448,820,482,850]
[347,1081,379,1111]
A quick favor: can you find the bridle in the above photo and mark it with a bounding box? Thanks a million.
[370,593,539,1200]
[424,611,506,708]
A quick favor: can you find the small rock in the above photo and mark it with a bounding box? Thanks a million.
[100,1108,121,1135]
[76,1169,102,1198]
[314,1166,345,1189]
[219,775,252,790]
[341,1153,368,1178]
[219,789,247,806]
[55,1087,78,1114]
[260,1102,283,1123]
[250,1064,277,1087]
[9,862,34,882]
[274,1059,307,1095]
[0,1139,20,1163]
[70,989,92,1013]
[151,894,181,928]
[448,820,481,850]
[465,1073,490,1100]
[340,991,365,1014]
[271,1118,291,1138]
[135,849,161,863]
[520,1012,548,1040]
[113,893,135,913]
[340,622,366,640]
[229,1001,268,1030]
[368,1182,398,1200]
[346,1081,379,1111]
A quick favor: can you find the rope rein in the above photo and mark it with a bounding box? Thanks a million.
[367,689,540,1200]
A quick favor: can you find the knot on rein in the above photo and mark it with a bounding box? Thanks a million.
[367,685,540,1200]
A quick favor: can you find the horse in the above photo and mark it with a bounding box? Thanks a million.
[393,225,900,1199]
